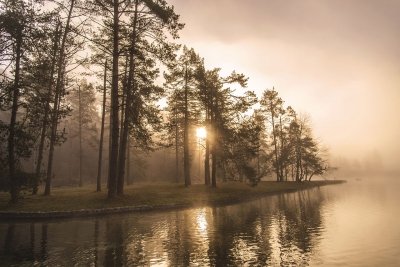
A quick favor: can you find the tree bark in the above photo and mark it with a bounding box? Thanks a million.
[271,107,280,182]
[44,0,75,196]
[96,60,107,192]
[126,136,131,185]
[108,0,121,198]
[116,0,138,195]
[204,107,210,185]
[211,89,217,188]
[8,29,22,203]
[183,64,191,187]
[78,85,83,187]
[174,105,179,183]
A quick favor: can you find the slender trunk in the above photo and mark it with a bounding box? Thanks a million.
[33,23,60,195]
[78,85,83,187]
[271,113,280,182]
[279,116,285,181]
[204,107,210,185]
[117,0,138,195]
[44,0,75,196]
[108,0,120,198]
[211,140,217,187]
[8,30,22,203]
[211,90,217,188]
[175,106,179,183]
[126,136,130,185]
[183,64,191,187]
[119,56,127,147]
[96,60,107,192]
[107,102,112,189]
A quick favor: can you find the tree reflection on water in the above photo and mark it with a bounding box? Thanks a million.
[0,188,326,266]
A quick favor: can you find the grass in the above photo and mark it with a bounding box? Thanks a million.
[0,180,344,214]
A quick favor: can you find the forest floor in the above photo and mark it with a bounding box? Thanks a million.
[0,180,345,219]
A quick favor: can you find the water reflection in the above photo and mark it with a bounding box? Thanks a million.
[3,182,396,266]
[0,189,325,266]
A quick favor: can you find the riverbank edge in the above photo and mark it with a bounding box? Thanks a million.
[0,180,345,220]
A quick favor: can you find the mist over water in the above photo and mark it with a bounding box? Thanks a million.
[1,175,399,266]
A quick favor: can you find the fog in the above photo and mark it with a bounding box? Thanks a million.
[169,0,400,172]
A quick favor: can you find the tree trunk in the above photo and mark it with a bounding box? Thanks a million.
[211,91,217,188]
[204,108,210,185]
[96,60,107,192]
[8,30,22,203]
[108,0,121,198]
[211,141,217,187]
[116,0,138,195]
[183,64,191,187]
[33,23,60,195]
[271,111,280,182]
[78,85,83,187]
[126,136,131,185]
[44,0,75,196]
[279,116,285,181]
[175,106,179,183]
[107,99,112,189]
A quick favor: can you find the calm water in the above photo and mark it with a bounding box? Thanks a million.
[1,177,399,266]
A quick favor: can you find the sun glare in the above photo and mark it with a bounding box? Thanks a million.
[196,127,207,139]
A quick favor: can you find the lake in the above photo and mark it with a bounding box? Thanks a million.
[1,177,399,266]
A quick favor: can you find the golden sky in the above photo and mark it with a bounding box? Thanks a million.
[169,0,400,171]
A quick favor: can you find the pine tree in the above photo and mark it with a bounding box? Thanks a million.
[165,47,202,187]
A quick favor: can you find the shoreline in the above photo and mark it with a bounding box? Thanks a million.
[0,180,345,220]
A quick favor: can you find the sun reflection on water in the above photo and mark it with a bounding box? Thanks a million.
[196,208,208,234]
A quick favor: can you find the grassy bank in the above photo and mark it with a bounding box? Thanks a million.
[0,180,344,217]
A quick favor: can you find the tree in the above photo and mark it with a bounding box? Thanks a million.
[288,115,327,181]
[96,60,107,192]
[115,0,183,194]
[90,0,183,197]
[165,46,202,187]
[0,0,43,202]
[260,88,284,182]
[195,66,256,187]
[44,0,77,196]
[27,20,62,195]
[66,80,98,187]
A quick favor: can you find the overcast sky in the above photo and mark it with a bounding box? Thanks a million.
[169,0,400,171]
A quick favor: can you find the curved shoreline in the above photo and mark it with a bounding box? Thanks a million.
[0,180,345,220]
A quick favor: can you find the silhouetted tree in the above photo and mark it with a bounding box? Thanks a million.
[196,68,255,187]
[0,0,47,201]
[165,46,202,187]
[260,88,284,182]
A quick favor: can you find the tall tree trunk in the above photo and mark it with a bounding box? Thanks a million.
[126,136,131,185]
[175,106,179,183]
[44,0,75,196]
[8,30,22,203]
[211,90,217,188]
[107,100,112,189]
[116,0,138,195]
[33,23,60,195]
[204,107,210,185]
[119,55,127,147]
[271,111,280,182]
[183,64,191,187]
[279,116,285,181]
[108,0,121,198]
[78,85,83,187]
[211,136,217,187]
[96,60,107,192]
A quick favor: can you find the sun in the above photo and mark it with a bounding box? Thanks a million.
[196,127,207,139]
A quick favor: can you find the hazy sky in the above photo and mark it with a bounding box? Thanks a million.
[169,0,400,171]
